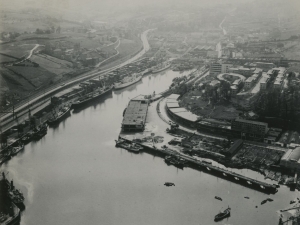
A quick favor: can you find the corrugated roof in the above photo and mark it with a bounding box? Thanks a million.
[175,111,198,122]
[235,118,268,126]
[170,108,188,113]
[167,94,180,100]
[167,102,180,108]
[289,147,300,162]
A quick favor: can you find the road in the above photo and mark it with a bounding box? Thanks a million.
[0,29,155,131]
[219,17,227,35]
[95,39,121,67]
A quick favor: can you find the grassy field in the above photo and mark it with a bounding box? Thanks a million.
[282,41,300,60]
[31,54,74,76]
[0,43,36,58]
[0,67,36,96]
[180,90,241,121]
[117,38,142,58]
[0,54,17,63]
[8,66,58,88]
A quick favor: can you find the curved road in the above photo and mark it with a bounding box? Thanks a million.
[0,29,155,129]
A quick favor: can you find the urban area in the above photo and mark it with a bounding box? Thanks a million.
[0,0,300,224]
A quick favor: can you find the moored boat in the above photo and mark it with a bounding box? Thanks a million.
[72,86,112,109]
[115,140,143,153]
[114,74,142,90]
[47,105,71,126]
[152,62,171,73]
[10,144,24,156]
[214,207,231,221]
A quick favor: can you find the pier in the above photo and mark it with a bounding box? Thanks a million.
[120,136,278,193]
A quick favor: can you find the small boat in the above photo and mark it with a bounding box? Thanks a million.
[223,173,227,177]
[10,144,24,156]
[164,182,175,187]
[244,196,250,199]
[206,167,211,171]
[214,207,231,221]
[234,177,239,180]
[215,196,222,201]
[115,140,142,153]
[267,198,273,202]
[261,199,268,205]
[247,181,252,185]
[260,185,265,189]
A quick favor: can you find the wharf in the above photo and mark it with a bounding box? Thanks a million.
[119,136,278,193]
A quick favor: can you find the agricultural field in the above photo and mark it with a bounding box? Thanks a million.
[4,65,58,88]
[0,54,16,63]
[31,54,74,76]
[117,38,142,58]
[282,41,300,60]
[0,42,37,58]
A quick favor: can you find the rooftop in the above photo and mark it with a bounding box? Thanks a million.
[167,94,180,100]
[281,147,300,162]
[122,98,148,126]
[234,118,268,127]
[174,111,199,122]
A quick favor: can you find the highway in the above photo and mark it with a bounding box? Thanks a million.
[0,29,155,131]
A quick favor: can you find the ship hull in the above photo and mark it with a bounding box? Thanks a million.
[47,107,71,126]
[71,87,112,109]
[113,76,142,90]
[152,64,171,73]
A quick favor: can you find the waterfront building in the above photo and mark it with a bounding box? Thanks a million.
[231,118,268,141]
[280,147,300,171]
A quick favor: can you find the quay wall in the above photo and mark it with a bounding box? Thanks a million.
[119,137,278,194]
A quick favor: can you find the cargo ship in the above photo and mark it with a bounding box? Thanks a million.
[2,172,25,210]
[32,124,47,140]
[71,86,112,109]
[114,74,142,90]
[47,105,71,126]
[152,62,171,73]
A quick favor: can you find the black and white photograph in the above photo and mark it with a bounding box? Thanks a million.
[0,0,300,224]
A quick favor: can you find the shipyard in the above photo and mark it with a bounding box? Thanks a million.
[1,1,300,225]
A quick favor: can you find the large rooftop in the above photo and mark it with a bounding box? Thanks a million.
[122,99,148,126]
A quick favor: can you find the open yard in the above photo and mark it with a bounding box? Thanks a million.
[180,90,241,121]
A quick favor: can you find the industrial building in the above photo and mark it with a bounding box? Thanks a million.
[121,95,149,132]
[231,118,268,141]
[280,147,300,171]
[222,139,243,157]
[210,61,232,75]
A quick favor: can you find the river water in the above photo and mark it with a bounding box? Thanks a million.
[1,70,297,225]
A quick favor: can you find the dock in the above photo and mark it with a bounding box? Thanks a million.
[120,136,278,193]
